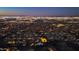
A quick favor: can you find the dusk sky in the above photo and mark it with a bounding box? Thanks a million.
[0,7,79,16]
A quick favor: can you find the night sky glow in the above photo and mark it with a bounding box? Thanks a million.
[0,7,79,16]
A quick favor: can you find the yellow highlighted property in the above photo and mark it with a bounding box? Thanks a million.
[40,37,47,43]
[57,24,65,27]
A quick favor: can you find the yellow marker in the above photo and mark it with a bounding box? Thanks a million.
[40,37,47,43]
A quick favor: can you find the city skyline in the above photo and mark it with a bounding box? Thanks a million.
[0,7,79,16]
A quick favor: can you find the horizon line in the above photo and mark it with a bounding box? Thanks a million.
[0,15,79,17]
